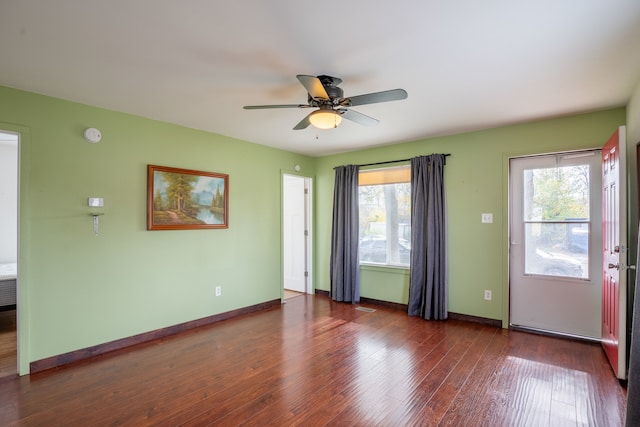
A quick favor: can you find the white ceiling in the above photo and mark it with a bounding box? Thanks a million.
[1,1,640,157]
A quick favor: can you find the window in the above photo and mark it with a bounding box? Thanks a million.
[523,163,591,279]
[358,165,411,267]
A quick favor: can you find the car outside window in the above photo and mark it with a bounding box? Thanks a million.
[358,166,411,267]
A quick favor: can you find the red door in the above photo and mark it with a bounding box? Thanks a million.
[602,126,627,379]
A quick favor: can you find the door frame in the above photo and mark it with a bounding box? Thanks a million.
[281,171,313,297]
[508,150,603,339]
[0,123,30,375]
[501,147,602,330]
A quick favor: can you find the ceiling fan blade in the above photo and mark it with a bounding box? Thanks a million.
[339,109,379,126]
[347,89,408,107]
[296,75,330,100]
[243,104,309,110]
[293,112,313,130]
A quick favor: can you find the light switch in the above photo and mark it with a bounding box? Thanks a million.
[88,197,104,207]
[481,213,493,223]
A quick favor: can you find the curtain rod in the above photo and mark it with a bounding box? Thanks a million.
[357,153,450,168]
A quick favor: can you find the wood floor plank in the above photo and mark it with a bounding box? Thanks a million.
[379,323,494,426]
[437,329,511,427]
[0,295,628,426]
[0,309,17,380]
[415,326,499,425]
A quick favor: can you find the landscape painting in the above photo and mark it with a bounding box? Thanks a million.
[147,165,228,230]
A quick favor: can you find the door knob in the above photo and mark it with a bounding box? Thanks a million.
[609,264,638,271]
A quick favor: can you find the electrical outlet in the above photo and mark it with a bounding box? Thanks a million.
[484,290,492,301]
[215,286,221,297]
[481,213,493,223]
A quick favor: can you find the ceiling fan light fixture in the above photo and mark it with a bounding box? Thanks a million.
[309,109,342,129]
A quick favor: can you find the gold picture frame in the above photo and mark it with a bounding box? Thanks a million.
[147,165,228,230]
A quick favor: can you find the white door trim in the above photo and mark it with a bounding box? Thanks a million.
[509,150,603,339]
[282,173,313,295]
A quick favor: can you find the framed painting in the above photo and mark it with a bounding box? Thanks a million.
[147,165,228,230]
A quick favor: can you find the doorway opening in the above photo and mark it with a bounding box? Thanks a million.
[509,150,602,340]
[283,174,312,299]
[0,130,18,378]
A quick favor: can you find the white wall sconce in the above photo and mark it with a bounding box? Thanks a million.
[88,197,104,235]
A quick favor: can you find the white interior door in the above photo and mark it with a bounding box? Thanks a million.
[509,150,602,339]
[283,174,311,293]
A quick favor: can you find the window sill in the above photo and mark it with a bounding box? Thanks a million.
[360,263,410,275]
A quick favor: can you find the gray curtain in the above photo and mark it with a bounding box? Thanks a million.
[330,165,360,303]
[408,154,448,320]
[626,231,640,426]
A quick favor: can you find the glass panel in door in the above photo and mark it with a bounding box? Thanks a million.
[523,165,590,280]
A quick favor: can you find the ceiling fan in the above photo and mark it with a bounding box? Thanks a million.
[243,75,408,130]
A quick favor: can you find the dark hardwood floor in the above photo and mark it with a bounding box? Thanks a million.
[0,308,17,380]
[0,295,628,426]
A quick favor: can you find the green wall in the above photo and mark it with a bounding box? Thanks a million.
[3,81,636,375]
[314,108,627,325]
[0,86,315,374]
